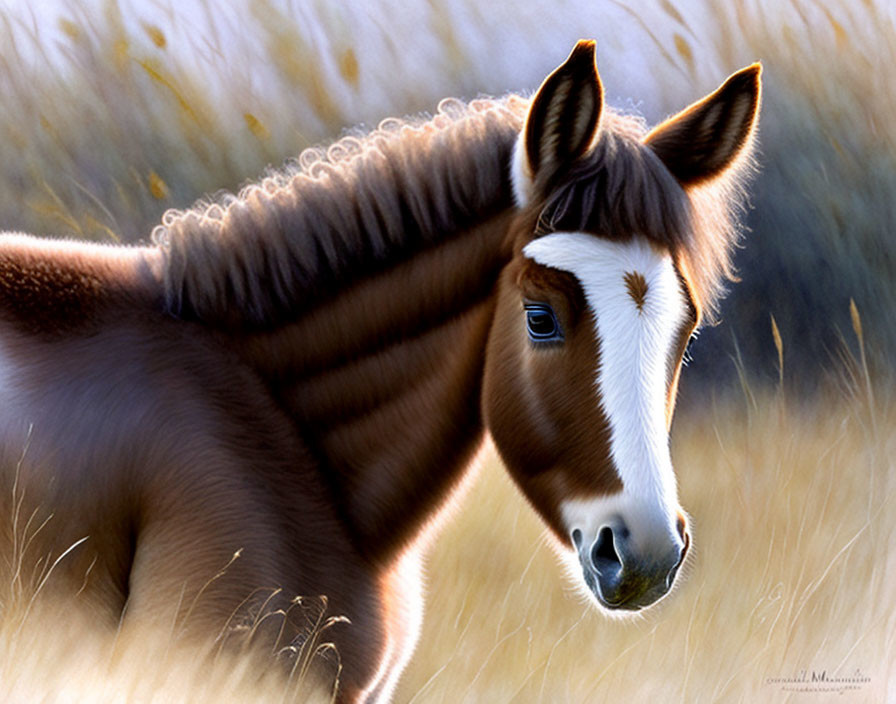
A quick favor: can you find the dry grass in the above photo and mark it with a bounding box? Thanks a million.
[0,0,894,701]
[2,367,891,702]
[0,606,337,703]
[0,0,893,383]
[667,0,896,387]
[397,378,895,702]
[0,560,345,703]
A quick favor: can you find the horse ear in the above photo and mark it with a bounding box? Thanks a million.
[645,63,762,187]
[517,40,603,197]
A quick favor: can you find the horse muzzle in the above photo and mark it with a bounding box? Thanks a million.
[572,514,689,610]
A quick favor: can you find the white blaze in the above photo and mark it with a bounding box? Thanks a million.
[523,232,687,549]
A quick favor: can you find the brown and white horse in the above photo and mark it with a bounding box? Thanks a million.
[0,41,760,702]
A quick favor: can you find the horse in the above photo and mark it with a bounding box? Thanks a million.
[0,41,760,702]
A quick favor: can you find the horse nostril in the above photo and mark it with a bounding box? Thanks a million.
[665,563,678,590]
[680,528,691,564]
[590,525,622,573]
[666,529,690,589]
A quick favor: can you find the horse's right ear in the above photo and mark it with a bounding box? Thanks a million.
[513,40,603,205]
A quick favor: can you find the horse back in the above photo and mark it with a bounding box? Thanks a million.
[0,232,161,336]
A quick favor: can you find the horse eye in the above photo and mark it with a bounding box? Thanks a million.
[525,303,563,342]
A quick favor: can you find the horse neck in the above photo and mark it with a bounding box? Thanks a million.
[239,210,516,566]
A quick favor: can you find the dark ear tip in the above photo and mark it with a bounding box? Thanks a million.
[567,39,598,67]
[727,62,763,93]
[572,39,597,55]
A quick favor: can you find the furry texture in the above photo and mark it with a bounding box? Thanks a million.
[524,233,690,608]
[155,87,754,328]
[0,44,760,703]
[524,105,755,321]
[154,97,527,326]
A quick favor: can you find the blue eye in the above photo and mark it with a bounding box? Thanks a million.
[525,303,563,343]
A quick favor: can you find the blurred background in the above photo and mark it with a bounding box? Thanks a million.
[0,0,893,701]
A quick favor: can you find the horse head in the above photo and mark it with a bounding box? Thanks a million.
[483,41,761,611]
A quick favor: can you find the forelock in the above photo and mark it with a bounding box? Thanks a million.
[526,109,752,319]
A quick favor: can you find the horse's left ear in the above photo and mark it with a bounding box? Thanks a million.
[645,63,762,187]
[514,39,603,205]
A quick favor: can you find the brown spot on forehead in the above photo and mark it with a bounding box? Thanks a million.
[623,271,648,312]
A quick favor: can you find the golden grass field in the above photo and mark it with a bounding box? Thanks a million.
[397,378,895,702]
[0,0,894,701]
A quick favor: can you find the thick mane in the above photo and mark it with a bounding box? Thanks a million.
[155,96,749,326]
[154,96,528,325]
[533,110,753,319]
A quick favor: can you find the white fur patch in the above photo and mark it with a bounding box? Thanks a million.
[523,232,686,553]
